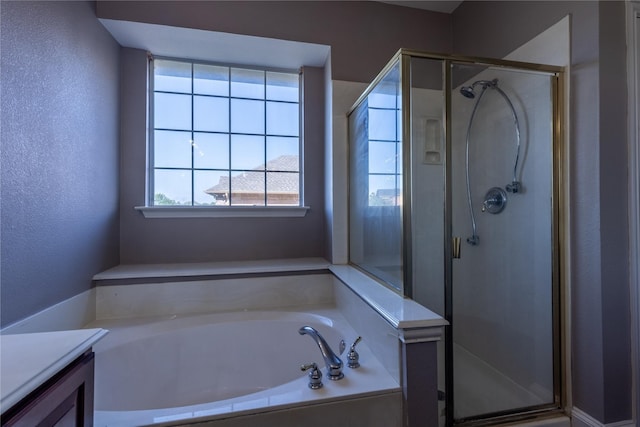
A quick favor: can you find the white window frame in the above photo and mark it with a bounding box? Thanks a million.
[138,56,309,218]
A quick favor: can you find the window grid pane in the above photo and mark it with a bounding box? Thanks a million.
[267,172,299,205]
[154,169,193,205]
[367,81,401,207]
[154,59,192,93]
[152,59,300,206]
[194,64,229,96]
[230,171,265,206]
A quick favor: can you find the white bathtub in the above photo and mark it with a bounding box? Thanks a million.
[87,308,400,427]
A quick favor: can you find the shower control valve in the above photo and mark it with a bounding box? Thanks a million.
[301,362,323,389]
[482,187,508,214]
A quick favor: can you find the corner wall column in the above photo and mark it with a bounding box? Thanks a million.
[399,328,444,427]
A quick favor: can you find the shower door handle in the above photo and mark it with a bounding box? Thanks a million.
[452,237,461,259]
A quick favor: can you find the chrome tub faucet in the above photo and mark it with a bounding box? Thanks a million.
[298,325,344,380]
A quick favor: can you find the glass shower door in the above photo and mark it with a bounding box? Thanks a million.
[348,50,563,426]
[449,62,558,421]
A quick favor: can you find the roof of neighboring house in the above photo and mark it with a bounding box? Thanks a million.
[205,155,299,195]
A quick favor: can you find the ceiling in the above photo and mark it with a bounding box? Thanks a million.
[376,1,463,14]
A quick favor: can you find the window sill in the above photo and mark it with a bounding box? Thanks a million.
[134,205,310,218]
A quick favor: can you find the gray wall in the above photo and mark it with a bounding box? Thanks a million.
[0,1,120,327]
[96,0,452,84]
[452,1,631,423]
[98,0,452,264]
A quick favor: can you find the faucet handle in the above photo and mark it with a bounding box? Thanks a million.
[350,336,362,351]
[300,362,323,389]
[339,339,346,355]
[347,336,362,368]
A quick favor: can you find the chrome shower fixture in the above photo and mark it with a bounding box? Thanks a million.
[459,79,498,99]
[505,181,521,193]
[461,78,523,245]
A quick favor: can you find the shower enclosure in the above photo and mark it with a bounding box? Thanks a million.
[348,50,564,426]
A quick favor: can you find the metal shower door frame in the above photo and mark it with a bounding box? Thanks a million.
[348,48,566,426]
[398,50,565,426]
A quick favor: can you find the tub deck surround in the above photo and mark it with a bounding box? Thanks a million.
[0,290,97,335]
[0,328,108,413]
[92,261,447,338]
[329,265,448,333]
[92,258,445,333]
[94,274,336,320]
[329,266,447,426]
[2,260,447,427]
[87,261,445,427]
[92,257,330,284]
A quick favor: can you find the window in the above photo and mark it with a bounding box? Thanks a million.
[150,58,301,207]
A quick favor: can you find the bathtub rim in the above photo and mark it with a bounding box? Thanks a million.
[89,306,401,427]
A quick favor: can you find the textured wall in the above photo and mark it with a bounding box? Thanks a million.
[96,0,452,83]
[0,1,120,326]
[452,1,631,423]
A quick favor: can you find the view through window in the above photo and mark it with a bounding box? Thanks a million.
[151,58,301,206]
[367,80,402,207]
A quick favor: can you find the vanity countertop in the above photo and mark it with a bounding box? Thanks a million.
[0,328,108,414]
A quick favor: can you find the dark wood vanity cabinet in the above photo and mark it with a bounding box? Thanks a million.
[1,351,95,427]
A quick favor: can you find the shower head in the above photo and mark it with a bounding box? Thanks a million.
[460,86,475,99]
[459,79,499,99]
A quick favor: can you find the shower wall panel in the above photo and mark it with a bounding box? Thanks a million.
[349,62,404,292]
[411,87,446,318]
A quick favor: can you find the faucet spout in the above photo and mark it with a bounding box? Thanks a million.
[298,326,344,380]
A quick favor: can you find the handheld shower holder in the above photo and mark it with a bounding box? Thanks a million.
[506,181,521,193]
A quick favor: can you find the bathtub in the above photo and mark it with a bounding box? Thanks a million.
[87,308,401,427]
